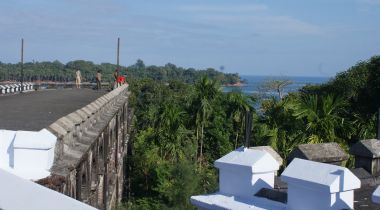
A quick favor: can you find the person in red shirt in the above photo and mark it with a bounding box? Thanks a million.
[117,75,125,84]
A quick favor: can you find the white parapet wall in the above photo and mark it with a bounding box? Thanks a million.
[0,168,98,210]
[281,158,361,210]
[0,129,57,180]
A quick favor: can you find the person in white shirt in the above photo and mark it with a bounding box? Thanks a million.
[75,69,82,89]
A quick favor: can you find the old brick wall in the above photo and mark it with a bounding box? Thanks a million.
[40,85,130,210]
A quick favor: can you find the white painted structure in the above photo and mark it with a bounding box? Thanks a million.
[9,84,15,92]
[215,147,280,197]
[191,148,362,210]
[0,129,56,180]
[12,84,18,92]
[4,85,9,93]
[191,147,282,210]
[0,85,6,94]
[372,186,380,204]
[281,158,361,210]
[0,168,98,210]
[15,83,21,91]
[0,83,34,95]
[5,85,12,93]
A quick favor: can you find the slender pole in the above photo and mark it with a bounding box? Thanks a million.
[244,111,252,148]
[377,108,380,140]
[117,37,120,71]
[21,38,24,92]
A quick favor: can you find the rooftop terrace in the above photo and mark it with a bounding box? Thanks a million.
[0,89,106,131]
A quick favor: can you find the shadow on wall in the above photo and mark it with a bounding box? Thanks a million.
[7,134,15,168]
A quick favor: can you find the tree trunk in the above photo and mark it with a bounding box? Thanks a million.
[196,127,199,159]
[200,125,204,168]
[234,132,239,149]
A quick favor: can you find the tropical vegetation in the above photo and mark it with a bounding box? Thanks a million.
[0,59,241,85]
[2,55,379,209]
[121,55,380,209]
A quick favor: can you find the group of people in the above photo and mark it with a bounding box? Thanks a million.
[75,69,126,90]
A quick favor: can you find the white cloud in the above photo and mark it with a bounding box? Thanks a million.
[358,0,380,4]
[195,14,323,36]
[178,4,268,13]
[175,3,322,36]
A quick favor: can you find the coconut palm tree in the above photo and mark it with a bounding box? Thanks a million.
[193,76,220,165]
[225,91,254,148]
[157,101,191,162]
[292,94,347,143]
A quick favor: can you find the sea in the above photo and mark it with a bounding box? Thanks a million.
[223,75,331,96]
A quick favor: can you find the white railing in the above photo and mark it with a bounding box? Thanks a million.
[0,82,34,95]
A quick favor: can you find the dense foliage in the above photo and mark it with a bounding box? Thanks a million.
[120,55,380,209]
[0,59,241,85]
[2,51,378,209]
[123,77,254,209]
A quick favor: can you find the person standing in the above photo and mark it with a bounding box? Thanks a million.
[114,69,119,88]
[75,69,82,89]
[96,70,102,90]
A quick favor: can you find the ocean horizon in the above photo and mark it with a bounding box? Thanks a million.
[224,75,331,95]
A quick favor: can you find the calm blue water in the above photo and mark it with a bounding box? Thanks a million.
[224,75,331,96]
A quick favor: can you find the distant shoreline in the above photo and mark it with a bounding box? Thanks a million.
[223,81,244,87]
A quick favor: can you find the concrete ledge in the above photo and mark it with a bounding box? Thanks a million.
[288,143,349,166]
[47,85,129,175]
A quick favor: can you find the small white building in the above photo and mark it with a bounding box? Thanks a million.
[190,148,364,210]
[281,158,361,210]
[191,147,281,210]
[215,147,280,197]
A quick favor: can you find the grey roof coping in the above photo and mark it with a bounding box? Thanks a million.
[66,113,83,125]
[85,104,97,114]
[350,139,380,158]
[288,142,349,163]
[81,107,92,116]
[74,109,88,120]
[48,123,68,138]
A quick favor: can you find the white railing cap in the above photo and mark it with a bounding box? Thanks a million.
[0,168,98,210]
[281,158,360,193]
[215,147,280,173]
[13,129,57,150]
[372,185,380,204]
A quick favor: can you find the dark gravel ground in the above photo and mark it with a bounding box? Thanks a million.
[355,186,380,210]
[0,89,106,131]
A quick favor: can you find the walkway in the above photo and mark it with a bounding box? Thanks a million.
[0,89,106,131]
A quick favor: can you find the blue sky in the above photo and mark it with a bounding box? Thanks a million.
[0,0,379,76]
